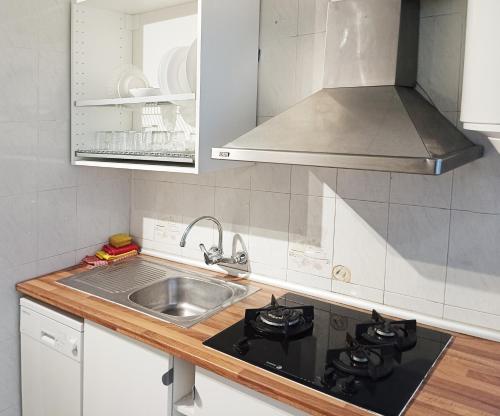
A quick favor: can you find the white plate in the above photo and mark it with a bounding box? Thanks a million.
[158,46,192,95]
[116,66,149,98]
[186,39,197,93]
[158,47,178,95]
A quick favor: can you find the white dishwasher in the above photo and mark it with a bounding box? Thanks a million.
[20,298,84,416]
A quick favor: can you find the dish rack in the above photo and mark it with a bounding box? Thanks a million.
[75,149,195,164]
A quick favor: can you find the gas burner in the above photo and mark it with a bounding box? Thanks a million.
[244,295,314,338]
[259,307,302,327]
[325,334,396,381]
[355,310,417,351]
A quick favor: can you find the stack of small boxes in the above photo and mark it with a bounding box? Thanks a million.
[96,234,140,262]
[83,234,140,267]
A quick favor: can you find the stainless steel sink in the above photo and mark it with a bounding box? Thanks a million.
[58,259,259,328]
[129,276,240,317]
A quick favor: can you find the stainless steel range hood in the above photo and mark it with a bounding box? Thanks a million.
[212,0,483,175]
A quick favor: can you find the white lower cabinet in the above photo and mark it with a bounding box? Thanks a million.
[193,367,306,416]
[83,321,193,416]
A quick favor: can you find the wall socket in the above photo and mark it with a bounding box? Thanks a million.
[332,265,351,283]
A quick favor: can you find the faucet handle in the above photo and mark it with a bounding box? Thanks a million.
[199,244,223,265]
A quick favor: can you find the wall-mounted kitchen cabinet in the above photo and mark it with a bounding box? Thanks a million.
[71,0,259,173]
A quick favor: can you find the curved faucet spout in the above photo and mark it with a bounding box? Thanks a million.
[179,215,247,266]
[179,216,223,250]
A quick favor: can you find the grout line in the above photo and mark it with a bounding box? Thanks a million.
[382,175,393,302]
[442,172,456,317]
[284,165,293,281]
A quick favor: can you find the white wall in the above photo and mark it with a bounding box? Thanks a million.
[131,0,500,334]
[0,1,131,414]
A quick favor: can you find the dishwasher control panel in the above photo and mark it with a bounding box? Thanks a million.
[20,299,83,362]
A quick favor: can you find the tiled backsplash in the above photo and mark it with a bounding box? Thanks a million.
[131,0,500,334]
[0,1,131,414]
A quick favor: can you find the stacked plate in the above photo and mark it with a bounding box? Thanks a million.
[158,39,197,95]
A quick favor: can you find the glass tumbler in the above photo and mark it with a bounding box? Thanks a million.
[95,131,107,152]
[112,131,127,153]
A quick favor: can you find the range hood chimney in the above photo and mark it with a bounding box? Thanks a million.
[212,0,483,175]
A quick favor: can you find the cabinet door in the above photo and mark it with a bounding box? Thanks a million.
[193,367,305,416]
[83,322,173,416]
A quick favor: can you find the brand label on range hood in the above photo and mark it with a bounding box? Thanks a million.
[218,151,230,158]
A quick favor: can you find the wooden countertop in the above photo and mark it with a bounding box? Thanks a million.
[16,255,500,416]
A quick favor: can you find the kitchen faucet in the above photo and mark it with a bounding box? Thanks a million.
[179,216,248,266]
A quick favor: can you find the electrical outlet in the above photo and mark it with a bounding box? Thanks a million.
[332,265,351,283]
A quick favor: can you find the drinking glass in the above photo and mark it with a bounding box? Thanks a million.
[112,131,127,153]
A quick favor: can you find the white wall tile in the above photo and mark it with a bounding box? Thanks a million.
[288,194,335,277]
[0,263,36,343]
[260,0,299,42]
[452,133,500,214]
[257,36,298,117]
[249,261,287,281]
[38,50,69,121]
[298,0,328,35]
[75,243,102,262]
[384,292,444,318]
[0,0,37,49]
[249,191,290,269]
[180,172,216,187]
[0,122,37,197]
[37,120,77,191]
[251,163,291,193]
[390,172,453,209]
[37,251,76,276]
[37,0,71,53]
[287,269,331,291]
[0,194,37,270]
[77,183,112,248]
[417,13,463,112]
[291,166,336,197]
[295,33,326,102]
[337,170,390,202]
[215,165,252,190]
[214,188,250,270]
[180,184,215,260]
[446,210,500,316]
[130,179,157,241]
[331,280,384,303]
[108,178,131,236]
[0,48,37,122]
[0,337,20,412]
[38,188,77,258]
[0,405,21,416]
[385,204,450,303]
[333,199,388,290]
[443,305,500,332]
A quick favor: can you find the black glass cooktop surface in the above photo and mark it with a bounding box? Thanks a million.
[203,293,452,416]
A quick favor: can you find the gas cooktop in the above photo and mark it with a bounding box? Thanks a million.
[204,293,452,416]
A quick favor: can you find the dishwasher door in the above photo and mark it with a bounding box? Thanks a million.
[20,298,83,416]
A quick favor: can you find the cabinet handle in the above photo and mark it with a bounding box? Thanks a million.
[162,369,174,386]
